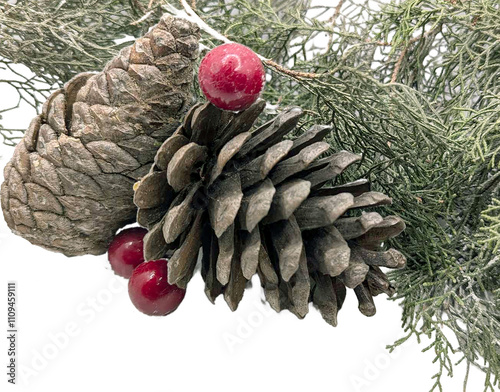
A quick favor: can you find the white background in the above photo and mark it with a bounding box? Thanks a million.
[0,2,494,391]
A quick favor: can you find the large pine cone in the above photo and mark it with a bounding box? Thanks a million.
[1,16,200,256]
[134,100,407,326]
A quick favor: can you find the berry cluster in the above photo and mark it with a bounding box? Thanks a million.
[108,228,185,316]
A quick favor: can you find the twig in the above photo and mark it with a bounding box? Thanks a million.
[390,26,441,83]
[131,10,154,25]
[178,0,323,79]
[178,0,231,42]
[463,361,470,392]
[370,39,391,46]
[391,46,408,83]
[0,129,24,147]
[131,0,147,14]
[331,0,344,24]
[325,0,344,54]
[178,0,439,82]
[262,59,322,79]
[131,0,159,25]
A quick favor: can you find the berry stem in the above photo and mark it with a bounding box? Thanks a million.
[172,0,323,80]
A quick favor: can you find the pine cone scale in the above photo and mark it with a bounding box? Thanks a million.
[208,175,243,238]
[312,273,340,327]
[240,139,293,190]
[268,215,304,282]
[340,252,370,289]
[162,182,200,244]
[305,225,351,277]
[224,235,247,311]
[204,249,224,303]
[287,125,331,158]
[167,143,208,192]
[288,247,310,318]
[236,107,302,159]
[263,179,311,224]
[216,223,235,286]
[209,131,252,185]
[155,133,190,171]
[24,116,42,151]
[238,178,275,232]
[356,216,406,247]
[168,211,204,288]
[268,141,330,185]
[240,226,262,279]
[213,101,266,151]
[295,193,354,230]
[335,212,384,240]
[190,103,222,145]
[354,283,376,317]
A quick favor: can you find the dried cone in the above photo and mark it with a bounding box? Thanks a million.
[135,100,407,325]
[0,16,200,256]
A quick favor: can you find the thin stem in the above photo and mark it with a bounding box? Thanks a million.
[325,0,345,53]
[391,46,408,83]
[178,0,325,79]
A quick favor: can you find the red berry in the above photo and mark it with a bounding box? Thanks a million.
[198,43,265,111]
[108,227,148,278]
[128,259,186,316]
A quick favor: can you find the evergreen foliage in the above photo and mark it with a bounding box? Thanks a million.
[0,1,498,389]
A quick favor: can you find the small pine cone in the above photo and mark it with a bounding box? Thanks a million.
[134,100,406,325]
[1,16,200,256]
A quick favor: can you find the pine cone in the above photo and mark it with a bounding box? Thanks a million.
[134,100,407,325]
[1,16,200,256]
